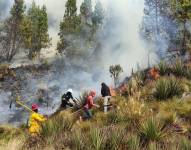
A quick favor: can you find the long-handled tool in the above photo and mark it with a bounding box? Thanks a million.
[15,96,34,112]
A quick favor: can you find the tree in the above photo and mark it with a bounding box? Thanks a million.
[27,2,50,59]
[0,0,25,61]
[109,64,123,87]
[57,0,80,53]
[80,0,92,19]
[92,1,104,27]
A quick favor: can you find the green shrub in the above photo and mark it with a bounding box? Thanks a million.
[72,131,85,150]
[76,90,89,108]
[89,128,104,150]
[41,114,73,137]
[153,78,184,100]
[172,60,186,77]
[139,118,164,143]
[127,135,140,150]
[158,61,169,76]
[179,137,191,150]
[106,127,125,150]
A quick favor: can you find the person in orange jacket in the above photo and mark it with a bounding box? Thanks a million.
[28,104,46,136]
[149,66,160,80]
[83,90,100,120]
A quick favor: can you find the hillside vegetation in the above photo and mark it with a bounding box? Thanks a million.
[1,60,191,150]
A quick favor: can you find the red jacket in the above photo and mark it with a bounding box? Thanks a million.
[84,95,94,109]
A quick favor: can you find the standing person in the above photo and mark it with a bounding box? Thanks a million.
[60,89,77,109]
[83,90,100,120]
[28,104,46,136]
[101,82,111,113]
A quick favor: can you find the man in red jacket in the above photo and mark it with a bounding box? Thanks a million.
[83,90,100,120]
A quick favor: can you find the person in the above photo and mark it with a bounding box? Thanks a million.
[83,90,100,120]
[28,104,46,136]
[60,89,77,109]
[149,66,160,80]
[101,82,111,113]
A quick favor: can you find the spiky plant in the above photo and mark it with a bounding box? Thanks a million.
[41,114,73,137]
[139,118,165,143]
[72,131,85,150]
[153,78,184,100]
[89,128,104,150]
[172,59,186,77]
[179,137,191,150]
[127,135,140,150]
[76,90,89,108]
[157,61,169,76]
[106,127,125,150]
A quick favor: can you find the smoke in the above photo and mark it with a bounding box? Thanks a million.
[94,0,157,77]
[0,0,12,20]
[0,0,159,125]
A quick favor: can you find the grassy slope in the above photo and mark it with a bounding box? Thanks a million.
[2,61,191,149]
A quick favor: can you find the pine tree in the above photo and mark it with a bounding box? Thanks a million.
[92,1,104,27]
[27,2,50,59]
[0,0,25,61]
[80,0,92,19]
[57,0,80,53]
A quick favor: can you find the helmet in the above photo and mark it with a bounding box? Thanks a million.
[32,103,38,111]
[67,88,73,94]
[90,90,96,97]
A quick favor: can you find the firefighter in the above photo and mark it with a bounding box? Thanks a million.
[28,104,46,136]
[149,66,160,80]
[60,89,77,109]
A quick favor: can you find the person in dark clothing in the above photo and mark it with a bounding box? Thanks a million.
[61,89,77,109]
[101,82,111,113]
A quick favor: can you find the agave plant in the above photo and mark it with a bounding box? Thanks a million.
[153,78,184,100]
[127,135,140,150]
[72,131,85,150]
[172,59,186,77]
[157,61,169,76]
[106,127,125,150]
[179,137,191,150]
[139,118,165,143]
[89,128,104,150]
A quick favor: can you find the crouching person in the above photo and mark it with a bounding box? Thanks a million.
[83,90,100,120]
[28,104,46,136]
[60,89,77,109]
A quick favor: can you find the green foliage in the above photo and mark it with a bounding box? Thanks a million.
[41,114,74,138]
[127,135,140,150]
[72,131,85,150]
[80,0,92,18]
[27,2,51,59]
[139,118,164,143]
[106,127,125,150]
[109,64,123,87]
[89,128,104,150]
[157,61,169,76]
[179,137,191,150]
[172,59,186,77]
[92,1,104,26]
[0,0,25,61]
[153,77,184,100]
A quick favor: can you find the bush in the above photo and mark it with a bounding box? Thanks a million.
[41,113,74,138]
[106,127,125,150]
[89,128,104,150]
[172,60,185,77]
[127,135,140,150]
[139,118,165,143]
[153,78,184,100]
[179,137,191,150]
[157,61,169,76]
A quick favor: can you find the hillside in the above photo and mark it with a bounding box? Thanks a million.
[1,60,191,149]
